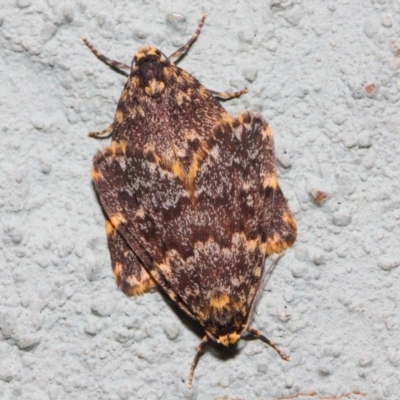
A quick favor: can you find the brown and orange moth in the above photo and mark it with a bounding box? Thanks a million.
[85,15,297,387]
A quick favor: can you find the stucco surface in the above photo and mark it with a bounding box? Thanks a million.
[0,1,399,399]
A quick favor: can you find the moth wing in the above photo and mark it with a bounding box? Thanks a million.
[105,217,156,296]
[92,142,198,317]
[92,113,296,324]
[112,63,228,172]
[193,112,297,257]
[154,112,297,321]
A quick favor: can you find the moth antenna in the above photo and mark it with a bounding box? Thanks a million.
[248,327,290,361]
[188,335,208,389]
[168,14,206,62]
[82,37,131,72]
[242,253,284,334]
[159,50,169,60]
[264,253,284,285]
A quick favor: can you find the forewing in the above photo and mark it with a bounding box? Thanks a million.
[105,217,156,296]
[150,112,297,322]
[92,142,197,316]
[112,62,228,171]
[92,113,296,323]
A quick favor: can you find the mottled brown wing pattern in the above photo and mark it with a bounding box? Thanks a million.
[86,20,238,294]
[102,57,225,295]
[88,15,297,387]
[112,60,228,171]
[92,112,297,334]
[104,218,156,296]
[92,141,196,311]
[150,112,296,335]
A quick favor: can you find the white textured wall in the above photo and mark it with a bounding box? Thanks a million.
[0,1,399,399]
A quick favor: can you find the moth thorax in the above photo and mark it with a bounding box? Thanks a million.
[133,46,163,65]
[144,79,166,97]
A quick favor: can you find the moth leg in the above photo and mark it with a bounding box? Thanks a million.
[168,14,206,61]
[88,123,113,138]
[105,218,157,296]
[248,327,290,361]
[209,88,248,99]
[188,335,208,389]
[82,37,131,71]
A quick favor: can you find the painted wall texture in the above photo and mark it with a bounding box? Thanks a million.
[0,1,399,399]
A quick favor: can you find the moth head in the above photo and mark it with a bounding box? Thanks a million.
[132,46,168,98]
[133,46,165,65]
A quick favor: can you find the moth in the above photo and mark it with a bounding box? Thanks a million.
[85,15,297,387]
